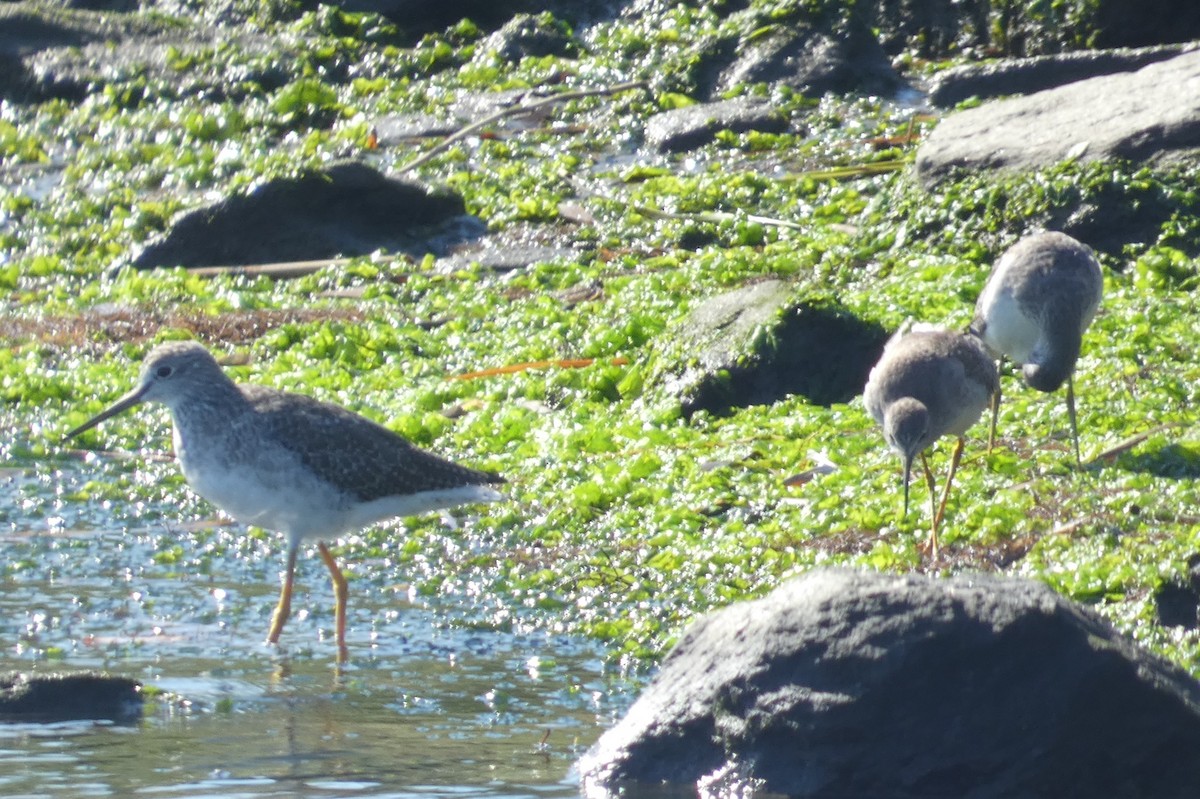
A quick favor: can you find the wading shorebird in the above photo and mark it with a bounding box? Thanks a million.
[65,341,504,662]
[863,324,998,557]
[971,231,1103,466]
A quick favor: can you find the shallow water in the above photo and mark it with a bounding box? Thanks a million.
[0,462,639,798]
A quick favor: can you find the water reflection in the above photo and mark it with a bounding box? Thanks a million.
[0,468,637,797]
[0,595,630,797]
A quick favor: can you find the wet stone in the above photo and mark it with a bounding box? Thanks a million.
[0,3,292,104]
[484,12,577,62]
[0,672,142,723]
[130,161,472,270]
[715,23,903,99]
[434,243,579,274]
[644,97,789,154]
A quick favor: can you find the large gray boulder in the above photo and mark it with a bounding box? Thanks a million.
[580,568,1200,798]
[927,43,1198,108]
[916,49,1200,186]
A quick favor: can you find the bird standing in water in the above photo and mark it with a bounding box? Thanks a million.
[863,324,998,557]
[65,341,504,662]
[971,231,1103,466]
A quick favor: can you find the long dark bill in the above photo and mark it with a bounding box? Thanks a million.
[63,385,148,441]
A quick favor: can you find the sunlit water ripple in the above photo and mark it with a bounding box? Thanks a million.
[0,460,641,798]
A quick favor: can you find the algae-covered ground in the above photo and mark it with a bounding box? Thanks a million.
[3,0,1200,677]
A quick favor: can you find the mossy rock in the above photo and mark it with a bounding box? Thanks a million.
[657,278,888,418]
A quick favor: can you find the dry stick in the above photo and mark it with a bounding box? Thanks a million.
[783,160,909,182]
[188,258,356,279]
[397,80,650,174]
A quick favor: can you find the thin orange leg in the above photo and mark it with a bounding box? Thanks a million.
[930,437,967,559]
[915,451,940,560]
[987,357,1004,454]
[317,541,349,664]
[267,545,297,645]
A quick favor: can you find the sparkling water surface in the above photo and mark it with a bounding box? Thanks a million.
[0,462,640,799]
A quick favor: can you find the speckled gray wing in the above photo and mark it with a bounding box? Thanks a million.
[948,333,999,399]
[243,386,502,503]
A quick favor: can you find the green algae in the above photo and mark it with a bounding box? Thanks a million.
[2,0,1200,678]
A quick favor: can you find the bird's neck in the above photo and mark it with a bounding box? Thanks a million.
[168,381,251,439]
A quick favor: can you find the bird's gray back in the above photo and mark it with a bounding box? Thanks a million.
[243,386,501,503]
[993,232,1102,327]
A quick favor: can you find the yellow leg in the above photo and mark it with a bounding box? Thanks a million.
[267,545,297,645]
[913,451,940,560]
[317,541,349,664]
[919,451,937,522]
[988,358,1004,454]
[930,437,967,559]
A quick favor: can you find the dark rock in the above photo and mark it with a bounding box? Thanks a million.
[858,0,1200,60]
[299,0,610,40]
[716,23,904,99]
[928,43,1198,107]
[659,279,888,417]
[484,12,577,62]
[1057,187,1195,259]
[0,3,293,104]
[306,0,532,35]
[0,3,157,102]
[0,672,142,722]
[130,162,471,270]
[1155,553,1200,629]
[644,97,788,153]
[915,49,1200,187]
[858,0,991,59]
[1091,0,1200,50]
[0,52,31,102]
[52,0,138,11]
[580,568,1200,798]
[1156,582,1200,629]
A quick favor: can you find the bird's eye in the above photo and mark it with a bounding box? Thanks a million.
[156,365,173,378]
